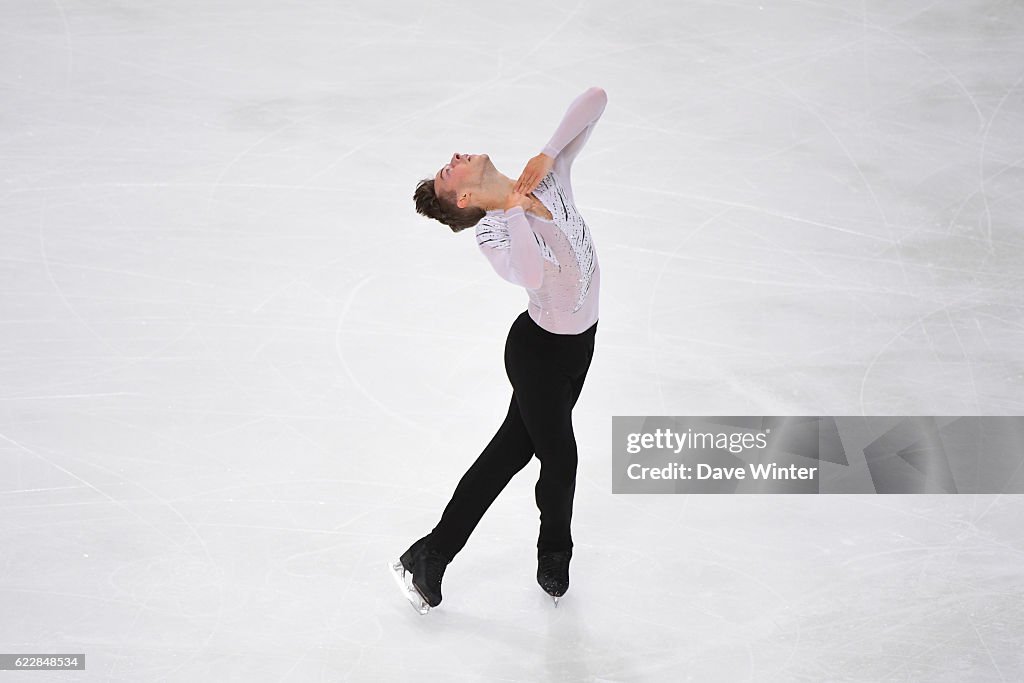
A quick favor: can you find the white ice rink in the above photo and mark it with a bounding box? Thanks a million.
[2,0,1023,680]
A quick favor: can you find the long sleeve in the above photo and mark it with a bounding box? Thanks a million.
[476,206,544,289]
[540,86,608,177]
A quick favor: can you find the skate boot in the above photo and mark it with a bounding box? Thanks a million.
[399,535,430,574]
[537,548,572,607]
[388,535,451,614]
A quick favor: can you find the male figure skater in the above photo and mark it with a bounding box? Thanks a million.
[393,86,608,612]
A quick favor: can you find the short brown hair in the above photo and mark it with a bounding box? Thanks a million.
[413,178,486,233]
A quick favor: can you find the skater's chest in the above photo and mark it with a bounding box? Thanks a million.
[526,196,553,222]
[531,172,583,227]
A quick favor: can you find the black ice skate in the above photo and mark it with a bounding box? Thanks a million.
[387,535,450,614]
[537,548,572,607]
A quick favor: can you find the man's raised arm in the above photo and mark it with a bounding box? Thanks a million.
[540,86,608,177]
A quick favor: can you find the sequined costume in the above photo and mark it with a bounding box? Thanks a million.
[475,86,607,335]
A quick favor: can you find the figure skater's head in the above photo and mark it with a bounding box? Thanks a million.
[413,152,500,233]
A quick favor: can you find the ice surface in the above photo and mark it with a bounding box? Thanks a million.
[1,0,1023,680]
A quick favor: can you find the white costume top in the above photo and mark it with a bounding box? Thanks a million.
[474,87,607,335]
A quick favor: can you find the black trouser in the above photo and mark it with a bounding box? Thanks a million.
[429,309,598,559]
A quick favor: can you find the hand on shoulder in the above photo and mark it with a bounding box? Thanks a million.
[514,153,555,195]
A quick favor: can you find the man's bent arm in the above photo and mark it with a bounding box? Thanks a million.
[540,86,608,174]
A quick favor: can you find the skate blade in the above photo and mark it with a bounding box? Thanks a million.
[553,596,559,608]
[387,560,430,615]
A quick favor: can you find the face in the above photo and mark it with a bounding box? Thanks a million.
[434,152,488,209]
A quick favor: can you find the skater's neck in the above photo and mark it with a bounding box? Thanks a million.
[476,173,519,213]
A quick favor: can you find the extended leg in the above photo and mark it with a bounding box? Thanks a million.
[428,392,534,559]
